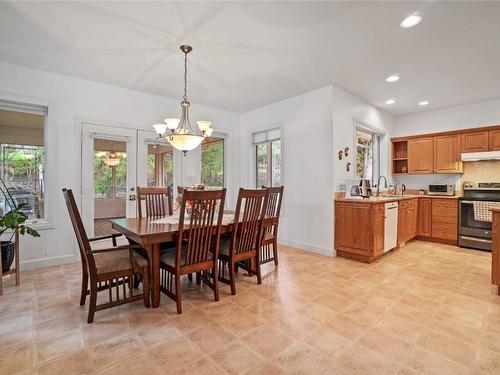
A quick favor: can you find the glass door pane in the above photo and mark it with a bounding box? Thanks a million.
[93,139,127,236]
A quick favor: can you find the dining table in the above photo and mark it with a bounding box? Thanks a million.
[111,214,276,308]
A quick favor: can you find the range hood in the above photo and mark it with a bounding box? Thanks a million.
[461,151,500,161]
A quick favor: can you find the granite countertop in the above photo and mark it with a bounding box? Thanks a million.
[334,194,461,203]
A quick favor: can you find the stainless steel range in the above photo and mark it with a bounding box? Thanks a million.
[458,181,500,251]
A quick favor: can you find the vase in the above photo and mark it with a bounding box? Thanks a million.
[1,241,15,273]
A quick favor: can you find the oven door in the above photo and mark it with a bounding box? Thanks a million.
[458,200,492,251]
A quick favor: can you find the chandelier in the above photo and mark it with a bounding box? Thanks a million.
[153,45,213,153]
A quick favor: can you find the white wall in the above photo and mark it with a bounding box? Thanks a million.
[0,61,240,269]
[332,86,396,191]
[393,98,500,189]
[240,87,334,255]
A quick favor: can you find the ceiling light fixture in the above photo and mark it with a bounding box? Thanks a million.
[418,100,430,106]
[386,74,400,83]
[152,45,213,154]
[385,99,396,105]
[103,151,120,167]
[400,12,422,28]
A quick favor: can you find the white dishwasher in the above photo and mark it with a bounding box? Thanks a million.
[384,201,399,253]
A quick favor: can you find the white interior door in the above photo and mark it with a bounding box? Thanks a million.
[81,123,137,237]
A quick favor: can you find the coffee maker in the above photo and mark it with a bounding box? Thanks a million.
[359,179,371,198]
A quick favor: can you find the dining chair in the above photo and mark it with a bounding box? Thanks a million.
[137,186,173,217]
[159,188,226,314]
[217,188,269,295]
[62,188,150,323]
[261,186,284,265]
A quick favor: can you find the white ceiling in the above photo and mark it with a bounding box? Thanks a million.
[1,1,499,115]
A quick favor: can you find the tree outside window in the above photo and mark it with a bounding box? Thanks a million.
[201,137,224,188]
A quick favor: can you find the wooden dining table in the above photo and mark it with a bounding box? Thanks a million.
[111,215,276,308]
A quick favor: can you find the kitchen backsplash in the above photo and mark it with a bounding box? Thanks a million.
[462,160,500,182]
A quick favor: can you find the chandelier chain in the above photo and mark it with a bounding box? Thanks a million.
[183,50,188,101]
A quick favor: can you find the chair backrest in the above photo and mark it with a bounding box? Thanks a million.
[62,188,94,270]
[231,188,269,255]
[176,189,226,268]
[265,186,284,234]
[137,186,173,217]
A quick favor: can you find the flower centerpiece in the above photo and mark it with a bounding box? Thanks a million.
[176,184,205,218]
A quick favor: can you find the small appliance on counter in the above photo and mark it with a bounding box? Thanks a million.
[428,184,455,196]
[390,183,406,196]
[346,179,371,199]
[359,179,371,198]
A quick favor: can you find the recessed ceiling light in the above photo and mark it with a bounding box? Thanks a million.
[418,100,429,106]
[385,99,396,105]
[400,12,422,28]
[386,74,400,83]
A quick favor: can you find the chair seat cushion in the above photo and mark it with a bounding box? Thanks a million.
[94,249,148,275]
[160,246,213,266]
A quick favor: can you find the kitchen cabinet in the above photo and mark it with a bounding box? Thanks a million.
[398,199,418,245]
[408,138,434,173]
[418,198,432,237]
[462,131,489,152]
[334,202,385,263]
[434,134,462,173]
[489,130,500,151]
[431,199,458,243]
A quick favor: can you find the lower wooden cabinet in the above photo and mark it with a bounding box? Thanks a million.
[398,199,418,245]
[334,202,385,263]
[430,198,458,243]
[418,198,432,236]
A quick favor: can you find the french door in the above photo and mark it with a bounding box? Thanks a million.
[81,124,175,237]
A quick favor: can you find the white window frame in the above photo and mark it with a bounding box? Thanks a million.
[249,123,284,189]
[353,119,383,185]
[0,94,56,230]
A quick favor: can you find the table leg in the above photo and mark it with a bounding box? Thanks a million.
[148,243,161,308]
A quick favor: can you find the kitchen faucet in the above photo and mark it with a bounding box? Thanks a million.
[375,175,388,197]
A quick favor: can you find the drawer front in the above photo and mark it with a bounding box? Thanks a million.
[431,199,458,224]
[432,222,457,240]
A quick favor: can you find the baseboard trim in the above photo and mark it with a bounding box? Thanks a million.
[20,254,78,270]
[278,239,334,257]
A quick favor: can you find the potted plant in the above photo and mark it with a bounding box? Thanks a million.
[0,177,40,273]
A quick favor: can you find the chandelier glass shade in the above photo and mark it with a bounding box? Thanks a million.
[153,45,213,153]
[103,151,120,167]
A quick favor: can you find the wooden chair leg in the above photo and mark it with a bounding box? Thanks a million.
[188,273,193,281]
[229,261,236,295]
[80,270,88,306]
[133,274,141,289]
[142,268,150,308]
[255,256,262,285]
[175,275,182,314]
[273,239,279,265]
[87,283,97,324]
[196,272,201,285]
[213,263,219,302]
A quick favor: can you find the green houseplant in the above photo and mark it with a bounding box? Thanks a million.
[0,176,40,273]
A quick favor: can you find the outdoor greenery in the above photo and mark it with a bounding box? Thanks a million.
[0,144,44,192]
[93,153,127,198]
[201,140,224,187]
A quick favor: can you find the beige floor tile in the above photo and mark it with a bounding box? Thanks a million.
[357,327,415,363]
[403,347,467,375]
[276,342,333,375]
[471,348,500,375]
[302,326,352,357]
[375,313,423,343]
[335,344,402,375]
[241,324,294,358]
[242,361,287,375]
[34,329,84,364]
[210,341,264,374]
[34,349,95,375]
[417,328,476,366]
[148,336,205,372]
[0,344,32,375]
[187,322,237,354]
[90,334,144,370]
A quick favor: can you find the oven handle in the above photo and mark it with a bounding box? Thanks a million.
[461,201,475,204]
[460,236,492,243]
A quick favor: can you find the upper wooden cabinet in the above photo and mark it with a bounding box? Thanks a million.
[408,137,434,173]
[489,130,500,151]
[462,131,489,153]
[434,134,462,173]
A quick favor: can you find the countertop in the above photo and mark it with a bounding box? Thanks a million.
[334,194,461,204]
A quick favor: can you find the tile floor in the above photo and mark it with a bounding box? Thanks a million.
[1,241,500,374]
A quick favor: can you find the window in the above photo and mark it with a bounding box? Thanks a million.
[0,107,47,221]
[201,137,224,188]
[254,128,281,188]
[146,144,173,188]
[355,126,381,183]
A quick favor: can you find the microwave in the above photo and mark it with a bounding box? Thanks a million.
[428,184,455,196]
